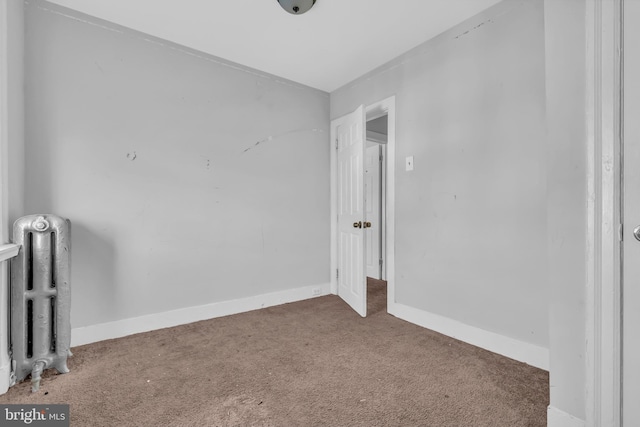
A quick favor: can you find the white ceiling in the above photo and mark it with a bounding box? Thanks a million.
[44,0,503,92]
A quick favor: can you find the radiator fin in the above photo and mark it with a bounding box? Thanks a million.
[50,232,56,289]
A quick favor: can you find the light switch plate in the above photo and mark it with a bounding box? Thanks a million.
[406,156,414,171]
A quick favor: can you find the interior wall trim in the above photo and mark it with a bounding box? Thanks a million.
[388,301,549,370]
[548,405,586,427]
[71,283,331,347]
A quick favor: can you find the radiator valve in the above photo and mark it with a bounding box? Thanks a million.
[32,216,50,232]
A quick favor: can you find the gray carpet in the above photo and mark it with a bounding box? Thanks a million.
[0,278,549,426]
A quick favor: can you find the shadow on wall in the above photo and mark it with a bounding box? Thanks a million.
[69,221,117,328]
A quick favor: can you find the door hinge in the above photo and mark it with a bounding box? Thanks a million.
[379,259,383,266]
[336,269,339,279]
[335,138,339,150]
[379,154,383,163]
[619,224,624,242]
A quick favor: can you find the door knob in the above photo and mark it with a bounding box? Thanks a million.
[634,225,640,242]
[353,221,362,229]
[364,222,372,228]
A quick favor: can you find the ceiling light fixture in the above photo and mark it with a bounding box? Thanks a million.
[277,0,316,15]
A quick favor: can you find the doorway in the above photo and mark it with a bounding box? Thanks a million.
[365,115,387,281]
[330,97,396,317]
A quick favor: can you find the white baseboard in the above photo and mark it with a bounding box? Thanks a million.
[547,406,585,427]
[71,283,331,347]
[388,301,549,370]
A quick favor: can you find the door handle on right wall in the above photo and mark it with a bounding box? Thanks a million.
[364,222,372,228]
[633,225,640,241]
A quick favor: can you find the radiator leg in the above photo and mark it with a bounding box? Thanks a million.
[30,360,46,392]
[53,359,70,374]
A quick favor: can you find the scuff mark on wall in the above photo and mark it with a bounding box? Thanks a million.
[242,128,324,154]
[198,155,212,169]
[244,136,273,153]
[454,19,493,39]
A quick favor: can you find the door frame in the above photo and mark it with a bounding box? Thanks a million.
[330,96,396,310]
[585,0,622,425]
[0,0,24,395]
[0,0,10,396]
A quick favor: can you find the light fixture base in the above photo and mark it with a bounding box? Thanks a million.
[277,0,316,15]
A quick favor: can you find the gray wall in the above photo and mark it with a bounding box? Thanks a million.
[331,0,548,349]
[24,0,330,329]
[544,0,587,421]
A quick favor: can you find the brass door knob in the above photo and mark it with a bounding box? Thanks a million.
[364,221,372,228]
[353,221,362,229]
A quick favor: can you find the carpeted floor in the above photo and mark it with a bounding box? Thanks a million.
[0,279,549,426]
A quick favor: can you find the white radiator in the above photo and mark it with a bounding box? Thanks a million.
[10,214,71,392]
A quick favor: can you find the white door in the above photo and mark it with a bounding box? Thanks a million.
[336,105,367,317]
[623,1,640,424]
[365,142,381,279]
